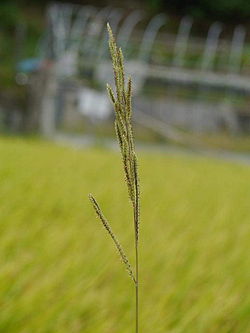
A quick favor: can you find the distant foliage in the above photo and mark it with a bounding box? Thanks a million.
[146,0,250,21]
[0,3,19,29]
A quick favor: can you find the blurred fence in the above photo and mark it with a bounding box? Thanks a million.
[9,3,250,140]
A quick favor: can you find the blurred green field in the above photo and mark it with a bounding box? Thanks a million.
[1,137,250,333]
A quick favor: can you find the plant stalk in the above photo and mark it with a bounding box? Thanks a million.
[134,174,139,333]
[135,241,139,333]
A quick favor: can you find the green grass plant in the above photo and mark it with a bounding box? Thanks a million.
[89,24,140,332]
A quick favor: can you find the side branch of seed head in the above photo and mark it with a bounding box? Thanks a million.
[89,194,136,284]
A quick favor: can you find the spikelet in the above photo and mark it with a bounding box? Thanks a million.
[107,23,140,240]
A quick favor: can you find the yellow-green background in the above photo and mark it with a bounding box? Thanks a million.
[0,137,250,332]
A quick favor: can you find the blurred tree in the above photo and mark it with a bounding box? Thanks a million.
[2,0,250,21]
[0,2,20,29]
[144,0,250,21]
[199,0,250,19]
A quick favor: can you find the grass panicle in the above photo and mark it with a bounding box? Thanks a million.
[107,23,140,241]
[89,23,141,333]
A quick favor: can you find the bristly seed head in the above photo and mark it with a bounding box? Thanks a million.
[89,24,140,286]
[107,23,140,240]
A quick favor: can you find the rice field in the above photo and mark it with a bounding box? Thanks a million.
[0,137,250,332]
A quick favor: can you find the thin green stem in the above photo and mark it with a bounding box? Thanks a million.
[135,241,139,333]
[134,172,139,333]
[134,154,140,333]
